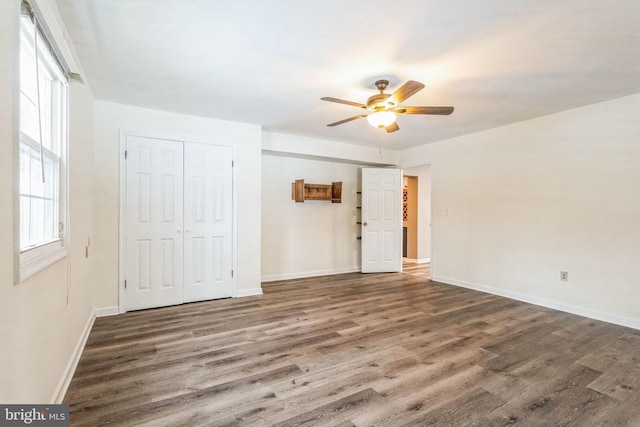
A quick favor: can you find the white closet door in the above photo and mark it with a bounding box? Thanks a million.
[183,142,234,302]
[361,168,402,273]
[125,136,184,311]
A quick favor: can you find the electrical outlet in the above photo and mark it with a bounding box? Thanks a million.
[560,271,568,282]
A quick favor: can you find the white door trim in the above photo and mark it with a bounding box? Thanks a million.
[118,130,238,314]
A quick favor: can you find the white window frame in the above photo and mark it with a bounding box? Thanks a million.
[16,2,69,283]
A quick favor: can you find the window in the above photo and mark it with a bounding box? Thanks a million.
[18,2,69,281]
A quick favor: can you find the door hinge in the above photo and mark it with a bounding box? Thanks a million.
[124,280,127,289]
[124,150,128,159]
[231,270,234,278]
[231,160,234,167]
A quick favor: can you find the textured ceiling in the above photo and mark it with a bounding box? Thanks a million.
[56,0,640,150]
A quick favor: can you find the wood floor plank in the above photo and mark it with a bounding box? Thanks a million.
[400,387,505,427]
[97,364,302,427]
[363,363,494,426]
[577,331,640,401]
[273,388,384,427]
[481,363,606,425]
[65,264,640,426]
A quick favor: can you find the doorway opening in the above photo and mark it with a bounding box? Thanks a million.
[402,165,431,279]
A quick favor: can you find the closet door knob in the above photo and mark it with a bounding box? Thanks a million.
[363,222,368,226]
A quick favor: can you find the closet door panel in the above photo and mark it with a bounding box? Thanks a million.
[125,136,184,311]
[183,143,234,302]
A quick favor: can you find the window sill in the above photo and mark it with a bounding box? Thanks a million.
[18,241,67,283]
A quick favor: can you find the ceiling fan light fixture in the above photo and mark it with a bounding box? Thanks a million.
[322,79,453,131]
[367,111,396,128]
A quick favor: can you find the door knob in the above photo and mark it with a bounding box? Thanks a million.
[363,222,368,226]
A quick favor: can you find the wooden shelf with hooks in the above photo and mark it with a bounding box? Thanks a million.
[291,179,342,203]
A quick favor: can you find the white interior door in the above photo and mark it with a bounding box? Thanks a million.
[183,142,234,302]
[361,168,402,273]
[125,136,184,311]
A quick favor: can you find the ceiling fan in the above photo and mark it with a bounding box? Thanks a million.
[321,79,454,133]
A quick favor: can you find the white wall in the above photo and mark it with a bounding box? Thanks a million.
[261,131,402,281]
[93,101,263,309]
[403,165,431,262]
[400,93,640,329]
[261,154,362,281]
[0,0,97,403]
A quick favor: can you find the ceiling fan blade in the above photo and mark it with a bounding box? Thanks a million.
[386,80,425,106]
[326,114,368,127]
[385,122,399,133]
[394,106,454,115]
[321,97,367,109]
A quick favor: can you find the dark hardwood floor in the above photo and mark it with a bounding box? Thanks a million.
[65,269,640,426]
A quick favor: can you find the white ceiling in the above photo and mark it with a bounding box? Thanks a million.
[55,0,640,150]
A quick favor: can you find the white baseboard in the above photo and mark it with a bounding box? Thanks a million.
[235,287,263,297]
[432,275,640,331]
[95,306,119,317]
[51,309,96,404]
[261,267,361,283]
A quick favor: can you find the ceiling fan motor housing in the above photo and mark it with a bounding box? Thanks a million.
[367,93,391,109]
[368,80,394,109]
